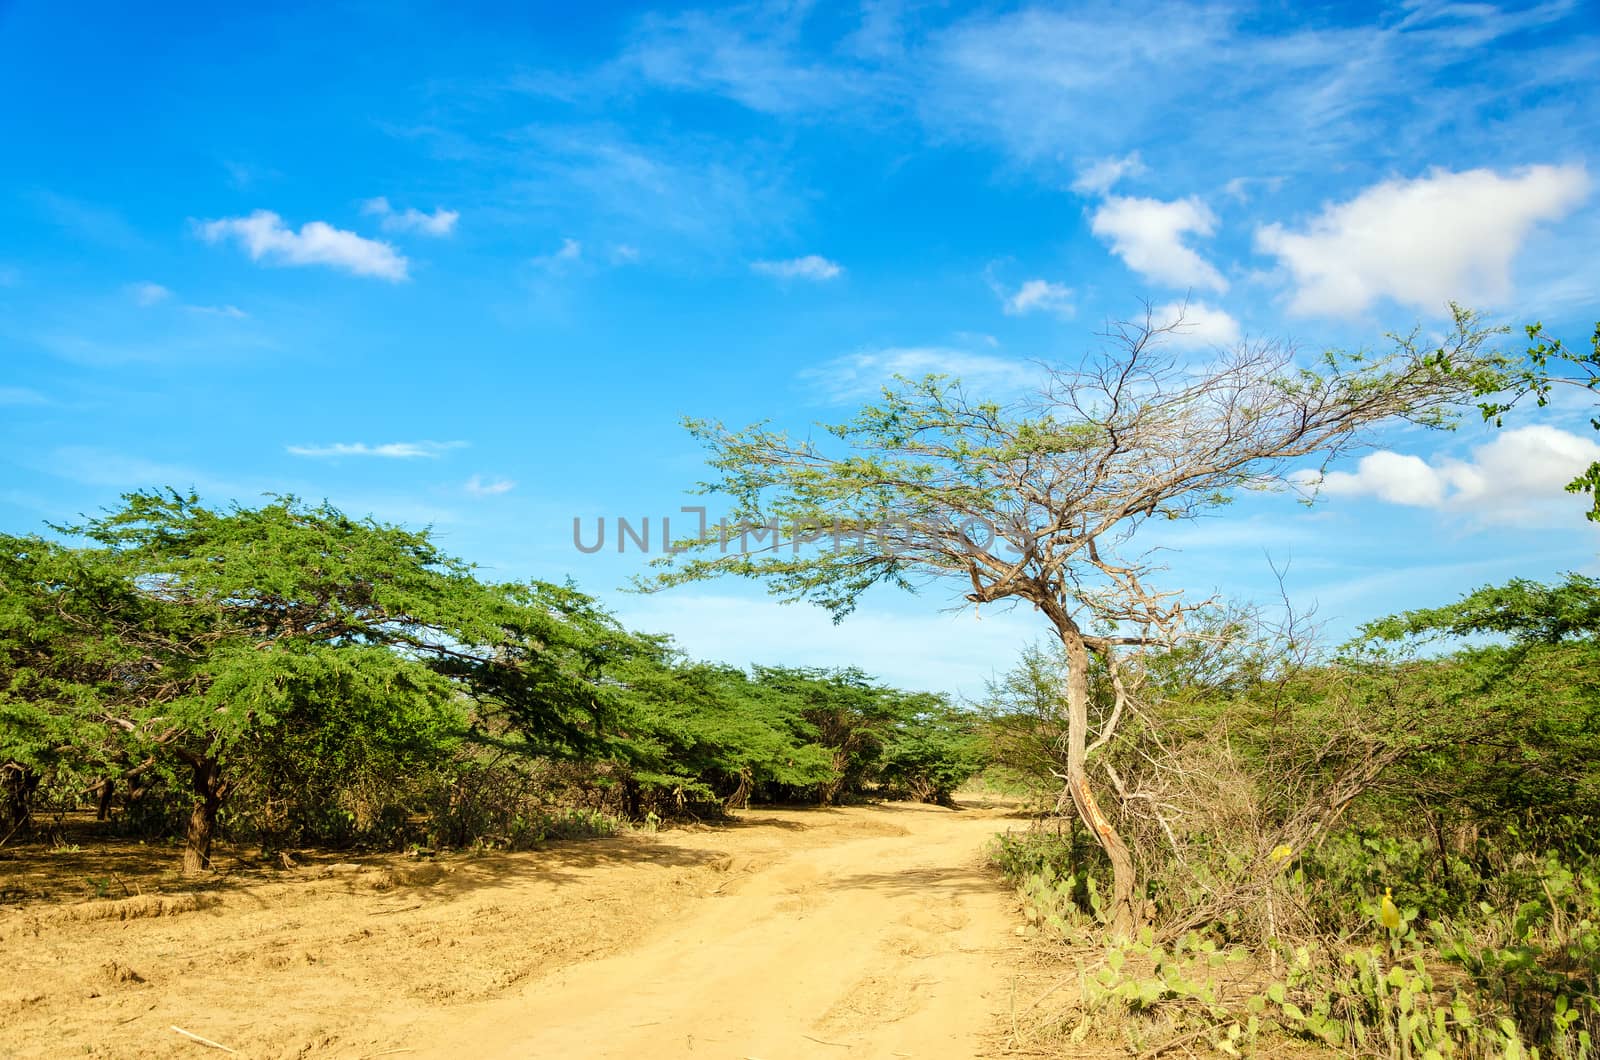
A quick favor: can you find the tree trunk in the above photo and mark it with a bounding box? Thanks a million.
[2,763,40,838]
[725,769,752,811]
[95,777,115,821]
[182,755,226,876]
[817,750,849,806]
[1058,628,1138,938]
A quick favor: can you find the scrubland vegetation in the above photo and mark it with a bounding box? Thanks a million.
[984,575,1600,1057]
[0,491,984,879]
[3,315,1597,1058]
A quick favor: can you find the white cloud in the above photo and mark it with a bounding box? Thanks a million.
[1072,152,1146,195]
[802,346,1035,402]
[1306,426,1600,523]
[465,474,516,496]
[611,243,641,263]
[198,210,409,281]
[1315,451,1448,507]
[129,281,171,306]
[751,254,843,281]
[362,196,459,237]
[1089,195,1228,292]
[1002,278,1074,317]
[1152,300,1241,348]
[286,440,466,459]
[1256,164,1591,317]
[532,237,583,270]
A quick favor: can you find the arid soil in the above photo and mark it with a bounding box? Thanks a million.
[0,799,1031,1058]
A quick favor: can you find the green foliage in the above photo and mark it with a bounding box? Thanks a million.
[605,659,838,810]
[12,490,656,867]
[1431,852,1600,1054]
[1478,320,1600,521]
[878,699,986,805]
[1,491,965,866]
[644,310,1505,625]
[0,533,161,809]
[1364,573,1600,645]
[992,573,1600,1056]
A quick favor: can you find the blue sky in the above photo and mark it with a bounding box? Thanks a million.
[3,0,1598,696]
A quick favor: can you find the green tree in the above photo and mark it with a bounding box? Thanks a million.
[1361,573,1600,837]
[0,534,153,838]
[647,307,1502,935]
[877,697,985,806]
[49,490,627,873]
[605,657,835,813]
[752,666,911,805]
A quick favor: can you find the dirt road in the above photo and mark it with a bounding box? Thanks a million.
[1,799,1026,1058]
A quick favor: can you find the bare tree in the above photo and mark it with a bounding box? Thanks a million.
[646,305,1502,936]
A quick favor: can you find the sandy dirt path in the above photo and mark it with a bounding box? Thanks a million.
[396,801,1022,1059]
[0,799,1025,1058]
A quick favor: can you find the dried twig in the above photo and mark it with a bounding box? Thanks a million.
[170,1026,237,1053]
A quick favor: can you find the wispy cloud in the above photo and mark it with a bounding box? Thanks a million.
[802,346,1035,402]
[128,281,171,307]
[922,2,1597,183]
[185,303,248,319]
[1000,278,1074,317]
[198,210,409,281]
[532,237,583,270]
[1222,175,1285,203]
[222,160,280,190]
[0,387,48,406]
[1256,164,1590,317]
[286,440,466,459]
[124,281,247,319]
[465,474,516,496]
[1072,152,1146,195]
[618,7,885,116]
[362,196,460,237]
[466,122,801,255]
[751,254,843,281]
[32,191,143,248]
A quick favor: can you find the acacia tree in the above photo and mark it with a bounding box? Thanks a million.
[1360,574,1600,837]
[0,535,157,839]
[53,491,629,874]
[647,306,1501,935]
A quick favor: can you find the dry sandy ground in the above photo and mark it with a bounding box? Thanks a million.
[0,799,1030,1059]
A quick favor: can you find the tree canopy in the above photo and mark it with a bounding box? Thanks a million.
[1,490,982,868]
[646,306,1504,934]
